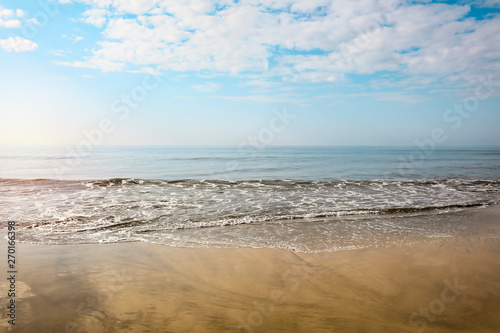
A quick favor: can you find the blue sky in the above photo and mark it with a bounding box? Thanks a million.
[0,0,499,146]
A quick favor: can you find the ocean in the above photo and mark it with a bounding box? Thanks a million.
[1,146,499,252]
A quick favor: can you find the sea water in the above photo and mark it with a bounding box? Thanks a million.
[1,146,499,252]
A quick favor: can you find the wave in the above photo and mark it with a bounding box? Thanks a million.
[2,177,499,247]
[29,201,496,234]
[2,177,500,187]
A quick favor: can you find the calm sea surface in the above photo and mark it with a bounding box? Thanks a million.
[1,146,499,252]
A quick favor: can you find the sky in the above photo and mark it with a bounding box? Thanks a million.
[0,0,499,146]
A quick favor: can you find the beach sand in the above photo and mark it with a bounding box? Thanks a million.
[1,205,500,332]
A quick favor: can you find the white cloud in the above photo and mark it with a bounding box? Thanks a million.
[51,49,71,56]
[81,8,107,27]
[191,82,220,92]
[56,58,125,72]
[0,19,21,28]
[0,37,38,52]
[244,79,283,88]
[126,67,161,75]
[61,34,86,42]
[0,6,14,17]
[15,9,26,17]
[28,18,39,24]
[61,0,500,88]
[0,6,34,29]
[471,0,500,8]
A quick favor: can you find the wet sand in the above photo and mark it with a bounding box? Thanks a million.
[1,205,500,332]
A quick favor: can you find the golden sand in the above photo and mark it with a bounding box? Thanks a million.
[1,206,500,332]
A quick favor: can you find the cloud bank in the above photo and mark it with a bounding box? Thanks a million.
[58,0,499,87]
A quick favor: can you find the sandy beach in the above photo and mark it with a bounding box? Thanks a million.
[1,205,500,333]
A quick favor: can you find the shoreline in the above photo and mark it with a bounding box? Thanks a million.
[1,205,499,332]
